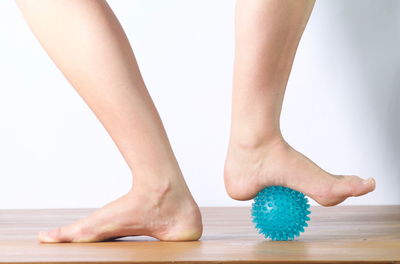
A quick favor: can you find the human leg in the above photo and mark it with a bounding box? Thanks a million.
[224,0,375,206]
[16,0,202,242]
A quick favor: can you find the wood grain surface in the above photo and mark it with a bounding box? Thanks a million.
[0,206,399,263]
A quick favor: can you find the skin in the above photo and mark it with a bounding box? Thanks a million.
[14,0,375,243]
[15,0,202,242]
[224,0,375,206]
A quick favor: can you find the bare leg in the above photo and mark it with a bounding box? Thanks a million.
[224,0,376,206]
[16,0,202,242]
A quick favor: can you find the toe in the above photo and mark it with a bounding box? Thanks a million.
[313,175,376,206]
[38,225,76,243]
[335,175,376,198]
[37,230,59,243]
[38,227,64,243]
[352,177,376,196]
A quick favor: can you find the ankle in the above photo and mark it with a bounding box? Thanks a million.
[130,173,193,202]
[229,132,285,151]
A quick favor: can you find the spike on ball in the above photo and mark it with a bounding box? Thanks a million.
[251,186,311,241]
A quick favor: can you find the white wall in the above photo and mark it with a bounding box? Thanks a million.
[0,0,399,209]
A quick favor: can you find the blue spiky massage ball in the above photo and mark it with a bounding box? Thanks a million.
[251,186,311,241]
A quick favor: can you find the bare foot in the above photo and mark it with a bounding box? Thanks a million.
[37,183,202,243]
[224,137,376,206]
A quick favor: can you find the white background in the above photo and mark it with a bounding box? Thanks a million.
[0,0,399,209]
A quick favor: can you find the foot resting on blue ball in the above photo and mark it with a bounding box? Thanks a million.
[224,137,376,206]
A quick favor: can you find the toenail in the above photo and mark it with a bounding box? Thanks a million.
[363,178,373,184]
[38,231,57,242]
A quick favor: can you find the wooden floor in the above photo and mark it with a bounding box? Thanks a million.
[0,206,399,263]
